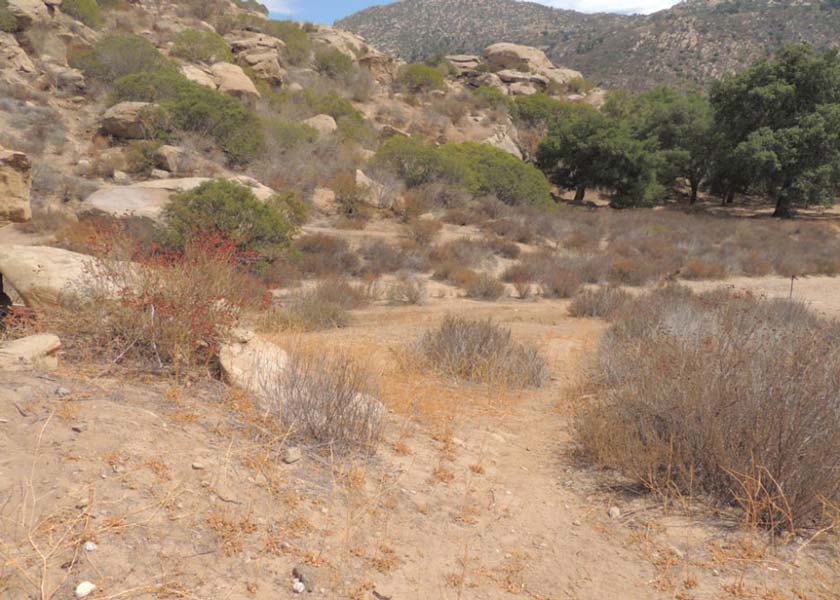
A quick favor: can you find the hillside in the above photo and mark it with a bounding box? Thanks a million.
[338,0,840,89]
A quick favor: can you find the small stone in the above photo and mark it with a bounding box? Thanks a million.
[75,581,96,598]
[150,168,170,179]
[292,579,306,594]
[191,462,206,470]
[113,170,130,185]
[83,541,98,552]
[55,387,71,398]
[71,424,88,433]
[293,564,327,592]
[608,506,621,519]
[283,447,302,464]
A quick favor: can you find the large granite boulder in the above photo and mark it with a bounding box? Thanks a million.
[210,62,260,103]
[0,146,32,223]
[483,43,582,85]
[101,102,159,139]
[0,245,92,309]
[219,329,290,403]
[302,114,337,136]
[0,333,61,372]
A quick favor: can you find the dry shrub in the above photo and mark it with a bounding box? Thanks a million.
[433,262,478,288]
[264,349,382,453]
[48,232,266,373]
[513,280,532,300]
[681,258,728,280]
[294,233,360,277]
[482,236,521,259]
[417,316,547,388]
[309,277,370,310]
[408,218,442,245]
[386,274,426,306]
[263,293,349,332]
[567,286,632,319]
[464,273,506,301]
[576,287,840,530]
[360,239,428,275]
[431,238,491,268]
[540,267,582,299]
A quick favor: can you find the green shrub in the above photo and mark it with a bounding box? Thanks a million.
[73,34,174,83]
[125,140,163,175]
[0,0,18,32]
[62,0,103,28]
[396,63,445,93]
[112,70,263,164]
[263,20,312,65]
[372,136,469,188]
[303,89,362,123]
[440,142,553,207]
[511,92,567,126]
[314,46,354,79]
[472,85,508,110]
[159,180,298,264]
[263,118,318,148]
[171,29,232,63]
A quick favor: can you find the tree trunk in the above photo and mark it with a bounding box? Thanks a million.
[689,180,699,205]
[574,185,586,202]
[725,189,735,205]
[773,196,793,218]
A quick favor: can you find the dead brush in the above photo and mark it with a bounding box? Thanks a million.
[576,287,840,531]
[386,274,426,306]
[261,349,383,453]
[44,229,266,375]
[416,316,548,388]
[568,286,632,320]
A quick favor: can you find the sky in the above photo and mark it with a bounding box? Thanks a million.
[265,0,682,25]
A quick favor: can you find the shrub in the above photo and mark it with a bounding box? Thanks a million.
[386,274,426,305]
[568,286,632,319]
[159,180,297,265]
[372,136,468,188]
[417,316,548,387]
[540,267,582,299]
[264,350,382,452]
[681,257,728,280]
[408,218,442,245]
[124,140,163,176]
[48,231,264,373]
[0,0,18,32]
[471,85,508,110]
[112,70,263,164]
[576,288,840,530]
[171,30,233,63]
[396,63,445,93]
[314,46,355,79]
[263,20,312,65]
[330,172,370,222]
[511,93,566,127]
[62,0,103,28]
[268,292,349,331]
[295,234,361,277]
[302,89,363,123]
[465,273,506,301]
[310,277,370,310]
[73,34,174,83]
[233,0,268,14]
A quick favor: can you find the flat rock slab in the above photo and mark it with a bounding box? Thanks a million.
[0,333,61,371]
[0,245,93,309]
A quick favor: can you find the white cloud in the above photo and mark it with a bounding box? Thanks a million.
[530,0,679,14]
[262,0,297,14]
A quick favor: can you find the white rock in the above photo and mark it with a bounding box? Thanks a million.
[75,581,96,598]
[83,541,98,552]
[0,145,32,223]
[608,506,621,519]
[302,114,338,136]
[0,333,61,372]
[292,579,306,594]
[218,336,290,405]
[210,62,260,102]
[0,245,96,310]
[283,447,302,464]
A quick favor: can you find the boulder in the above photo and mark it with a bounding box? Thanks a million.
[154,145,223,177]
[0,146,32,223]
[180,64,217,89]
[0,32,35,73]
[0,333,61,372]
[308,25,368,60]
[483,42,582,85]
[225,31,286,85]
[239,50,285,85]
[509,82,539,96]
[6,0,49,29]
[303,114,338,136]
[219,331,290,403]
[101,102,158,139]
[496,69,549,86]
[484,129,523,160]
[355,170,386,208]
[446,54,481,74]
[84,177,277,222]
[210,62,260,102]
[0,245,92,309]
[43,60,85,92]
[359,51,396,84]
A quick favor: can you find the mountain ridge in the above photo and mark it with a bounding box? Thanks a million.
[337,0,840,89]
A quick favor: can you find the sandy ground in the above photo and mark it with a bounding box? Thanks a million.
[2,294,838,600]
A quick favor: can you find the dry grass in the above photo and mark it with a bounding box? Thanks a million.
[568,286,633,320]
[464,274,506,301]
[386,274,426,306]
[416,316,548,388]
[576,285,840,531]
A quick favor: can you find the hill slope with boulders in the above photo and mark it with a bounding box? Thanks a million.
[338,0,840,89]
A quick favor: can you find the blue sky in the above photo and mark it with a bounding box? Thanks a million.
[265,1,682,25]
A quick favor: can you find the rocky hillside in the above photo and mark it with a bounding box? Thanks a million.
[337,0,840,89]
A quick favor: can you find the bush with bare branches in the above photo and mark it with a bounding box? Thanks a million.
[576,287,840,530]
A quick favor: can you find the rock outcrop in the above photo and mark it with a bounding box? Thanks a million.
[0,333,61,372]
[101,102,158,139]
[483,43,582,86]
[219,329,290,405]
[0,146,32,223]
[210,62,261,103]
[0,245,92,309]
[225,31,286,86]
[303,114,338,136]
